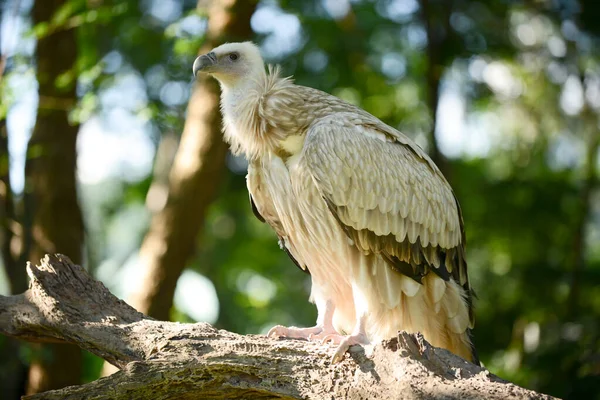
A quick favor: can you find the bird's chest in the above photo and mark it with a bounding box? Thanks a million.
[257,154,335,243]
[255,153,356,316]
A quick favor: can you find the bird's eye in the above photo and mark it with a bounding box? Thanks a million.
[229,53,239,61]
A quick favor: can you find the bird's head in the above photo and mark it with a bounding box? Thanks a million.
[192,42,264,88]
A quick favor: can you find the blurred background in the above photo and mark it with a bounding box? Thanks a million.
[0,0,599,398]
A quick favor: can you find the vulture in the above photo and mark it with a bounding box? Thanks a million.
[193,42,478,364]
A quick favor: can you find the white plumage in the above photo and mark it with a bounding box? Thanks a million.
[193,42,477,363]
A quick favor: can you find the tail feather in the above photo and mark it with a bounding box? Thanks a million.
[357,257,479,364]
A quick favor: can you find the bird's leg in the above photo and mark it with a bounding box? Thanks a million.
[267,299,338,341]
[307,299,338,340]
[322,283,370,363]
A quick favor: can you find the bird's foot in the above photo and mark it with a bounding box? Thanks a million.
[267,325,326,341]
[322,332,369,363]
[306,326,339,341]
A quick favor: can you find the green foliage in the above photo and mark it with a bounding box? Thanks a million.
[2,0,599,398]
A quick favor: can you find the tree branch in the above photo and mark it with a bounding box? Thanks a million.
[0,255,556,400]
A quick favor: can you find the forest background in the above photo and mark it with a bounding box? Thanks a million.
[0,0,599,398]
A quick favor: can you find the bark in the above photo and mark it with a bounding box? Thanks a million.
[128,0,257,320]
[23,0,85,393]
[0,254,557,400]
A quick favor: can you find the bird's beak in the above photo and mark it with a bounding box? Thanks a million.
[193,52,217,77]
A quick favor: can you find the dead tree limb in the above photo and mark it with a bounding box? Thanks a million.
[0,254,556,400]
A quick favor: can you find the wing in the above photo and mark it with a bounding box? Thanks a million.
[301,114,472,316]
[247,162,309,274]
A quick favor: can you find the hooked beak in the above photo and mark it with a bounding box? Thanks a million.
[193,52,217,77]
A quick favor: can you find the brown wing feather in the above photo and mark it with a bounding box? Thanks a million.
[302,115,473,328]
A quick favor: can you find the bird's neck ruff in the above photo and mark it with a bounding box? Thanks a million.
[220,65,296,161]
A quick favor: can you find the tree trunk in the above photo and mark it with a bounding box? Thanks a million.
[0,95,24,295]
[565,62,599,317]
[0,254,557,400]
[128,0,257,320]
[419,0,452,179]
[0,48,28,400]
[24,0,85,394]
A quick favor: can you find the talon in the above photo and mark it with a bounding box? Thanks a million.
[267,325,288,338]
[331,347,347,364]
[327,334,369,363]
[321,333,344,345]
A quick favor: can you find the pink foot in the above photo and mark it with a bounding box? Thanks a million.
[267,325,325,340]
[322,333,369,363]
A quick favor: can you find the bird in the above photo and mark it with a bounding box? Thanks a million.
[193,42,478,364]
